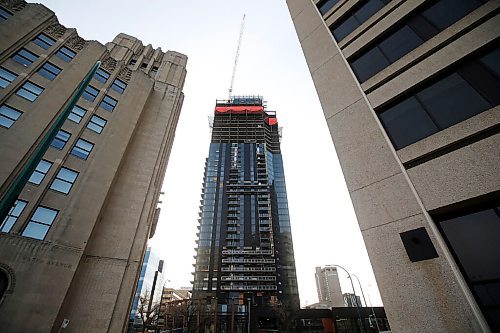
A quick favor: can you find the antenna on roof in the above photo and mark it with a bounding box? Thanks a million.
[228,14,246,99]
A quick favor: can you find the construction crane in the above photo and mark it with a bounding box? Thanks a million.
[228,14,246,99]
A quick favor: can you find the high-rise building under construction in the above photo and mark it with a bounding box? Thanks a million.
[192,96,299,332]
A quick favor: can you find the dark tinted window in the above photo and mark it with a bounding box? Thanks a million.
[351,47,389,82]
[479,48,500,79]
[416,73,490,128]
[379,97,438,149]
[331,0,389,41]
[437,203,500,331]
[317,0,339,15]
[349,0,485,82]
[377,47,500,149]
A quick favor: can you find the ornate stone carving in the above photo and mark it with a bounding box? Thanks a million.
[44,20,67,39]
[0,0,26,12]
[100,56,117,73]
[66,34,87,51]
[118,66,132,83]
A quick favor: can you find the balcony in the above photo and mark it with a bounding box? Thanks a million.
[221,258,275,264]
[221,267,276,272]
[220,285,277,291]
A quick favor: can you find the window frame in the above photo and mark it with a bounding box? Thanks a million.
[21,205,58,240]
[99,94,118,112]
[71,138,94,160]
[86,114,107,134]
[49,166,79,195]
[56,46,76,62]
[111,79,127,94]
[51,129,71,150]
[67,105,86,124]
[1,199,28,233]
[37,61,62,81]
[12,48,38,67]
[0,66,18,88]
[0,7,13,21]
[15,81,44,102]
[82,85,99,102]
[0,104,22,129]
[94,68,110,84]
[28,159,53,185]
[32,33,56,50]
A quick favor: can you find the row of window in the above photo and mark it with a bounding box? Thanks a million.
[330,0,390,42]
[0,6,12,21]
[28,158,79,194]
[93,67,128,93]
[349,0,486,82]
[129,58,159,77]
[1,200,58,240]
[377,46,500,149]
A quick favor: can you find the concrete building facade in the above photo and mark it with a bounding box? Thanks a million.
[315,266,345,307]
[286,0,499,332]
[0,1,187,332]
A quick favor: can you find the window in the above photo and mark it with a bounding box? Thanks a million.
[50,167,78,194]
[349,0,485,82]
[28,159,53,185]
[51,129,71,149]
[0,67,17,88]
[32,33,55,50]
[56,46,76,62]
[99,95,117,112]
[151,66,159,77]
[86,114,107,133]
[67,105,86,123]
[16,81,44,102]
[12,48,38,67]
[378,47,500,149]
[317,0,339,15]
[37,62,61,81]
[331,0,390,41]
[0,7,13,21]
[111,79,127,94]
[140,62,148,69]
[21,206,58,240]
[82,85,99,102]
[130,59,137,65]
[71,138,94,159]
[1,200,27,233]
[94,68,110,83]
[435,202,500,331]
[0,104,22,128]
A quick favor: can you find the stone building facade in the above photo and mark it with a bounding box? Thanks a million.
[286,0,499,332]
[0,1,187,332]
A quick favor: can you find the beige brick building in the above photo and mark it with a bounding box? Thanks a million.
[0,1,187,332]
[286,0,499,332]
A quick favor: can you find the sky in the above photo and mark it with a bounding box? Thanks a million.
[36,0,383,307]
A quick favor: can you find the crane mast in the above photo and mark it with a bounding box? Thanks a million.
[228,14,246,99]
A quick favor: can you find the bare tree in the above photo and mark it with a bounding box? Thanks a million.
[136,288,160,333]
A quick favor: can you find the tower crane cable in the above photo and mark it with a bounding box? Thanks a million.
[228,14,246,99]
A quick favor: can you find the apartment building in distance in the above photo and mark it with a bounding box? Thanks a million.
[287,0,499,332]
[192,96,300,332]
[315,266,345,307]
[0,1,187,332]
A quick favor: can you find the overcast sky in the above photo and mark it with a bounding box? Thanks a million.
[37,0,383,307]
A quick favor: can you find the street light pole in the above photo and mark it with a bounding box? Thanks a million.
[326,265,365,333]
